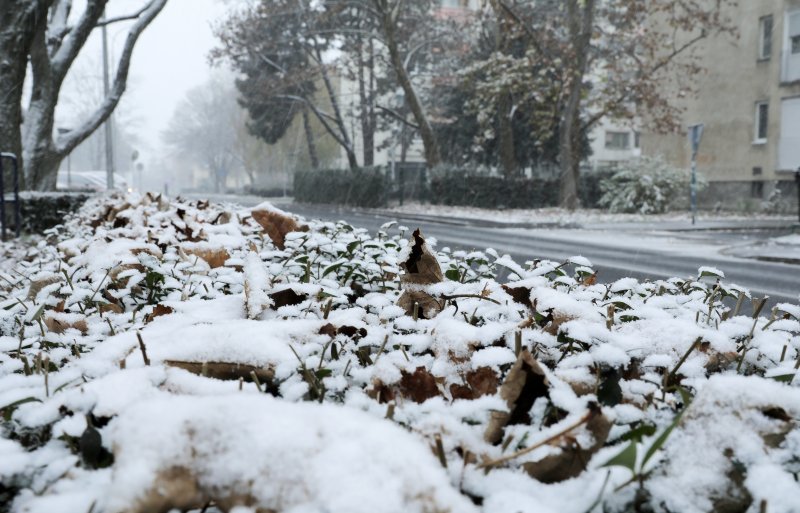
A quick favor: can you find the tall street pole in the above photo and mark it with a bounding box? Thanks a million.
[101,13,115,190]
[688,124,704,226]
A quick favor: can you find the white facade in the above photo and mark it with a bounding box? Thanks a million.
[587,120,641,170]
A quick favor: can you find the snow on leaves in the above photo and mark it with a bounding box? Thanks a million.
[0,193,798,513]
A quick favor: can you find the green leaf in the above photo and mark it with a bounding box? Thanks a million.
[30,304,46,322]
[315,368,332,379]
[322,262,344,278]
[642,395,692,468]
[771,373,795,383]
[602,441,638,473]
[346,241,361,254]
[612,300,632,311]
[445,269,461,281]
[2,397,43,421]
[620,422,657,443]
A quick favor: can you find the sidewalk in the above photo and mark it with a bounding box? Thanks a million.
[723,233,800,264]
[384,202,797,230]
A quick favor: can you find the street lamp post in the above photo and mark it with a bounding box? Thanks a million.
[688,124,705,226]
[56,127,72,189]
[101,12,115,190]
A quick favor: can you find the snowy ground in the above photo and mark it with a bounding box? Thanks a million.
[1,193,799,513]
[386,202,798,227]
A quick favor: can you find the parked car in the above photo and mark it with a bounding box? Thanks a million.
[56,170,131,192]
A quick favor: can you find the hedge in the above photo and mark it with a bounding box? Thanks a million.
[293,166,613,209]
[294,168,389,208]
[428,169,613,209]
[2,192,92,236]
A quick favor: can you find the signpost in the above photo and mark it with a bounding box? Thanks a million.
[688,124,705,225]
[795,168,800,223]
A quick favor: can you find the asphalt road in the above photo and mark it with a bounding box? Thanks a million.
[201,195,800,306]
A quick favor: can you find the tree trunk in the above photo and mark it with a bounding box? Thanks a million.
[558,103,581,210]
[378,0,441,169]
[21,0,165,191]
[302,107,320,170]
[0,0,49,191]
[0,49,26,192]
[558,0,595,210]
[489,0,518,177]
[498,93,518,177]
[357,36,375,167]
[24,23,61,191]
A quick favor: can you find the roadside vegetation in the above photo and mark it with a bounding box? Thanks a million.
[1,194,799,513]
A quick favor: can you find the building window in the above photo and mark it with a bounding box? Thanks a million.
[760,15,773,59]
[755,101,769,143]
[793,35,800,54]
[605,131,630,150]
[634,131,640,149]
[752,166,763,176]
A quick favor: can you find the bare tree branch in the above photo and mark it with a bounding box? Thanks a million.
[376,104,419,130]
[95,4,150,27]
[55,0,168,155]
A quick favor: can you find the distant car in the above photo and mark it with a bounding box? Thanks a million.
[57,170,131,192]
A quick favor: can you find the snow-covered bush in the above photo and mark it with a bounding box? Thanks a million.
[0,193,798,513]
[598,156,703,214]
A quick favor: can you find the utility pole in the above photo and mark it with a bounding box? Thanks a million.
[57,127,72,189]
[101,12,115,190]
[688,124,704,225]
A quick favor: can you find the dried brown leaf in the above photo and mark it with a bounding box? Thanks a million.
[397,289,443,319]
[484,350,549,444]
[99,302,124,314]
[521,405,611,483]
[145,304,174,323]
[26,275,62,301]
[269,288,308,309]
[502,285,532,308]
[184,246,230,268]
[164,360,275,384]
[251,208,304,250]
[400,366,440,403]
[466,367,499,398]
[400,229,443,286]
[44,313,89,334]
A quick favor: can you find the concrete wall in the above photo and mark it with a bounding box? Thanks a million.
[698,179,798,213]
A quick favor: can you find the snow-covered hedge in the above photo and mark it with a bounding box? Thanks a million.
[1,193,799,513]
[598,156,704,214]
[294,167,390,207]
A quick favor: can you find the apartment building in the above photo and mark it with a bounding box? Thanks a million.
[643,0,800,210]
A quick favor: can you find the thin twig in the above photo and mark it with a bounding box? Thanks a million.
[479,409,594,470]
[136,332,150,366]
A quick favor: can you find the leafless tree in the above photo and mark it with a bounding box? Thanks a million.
[0,0,167,190]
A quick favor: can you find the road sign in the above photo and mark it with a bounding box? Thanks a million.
[688,124,705,225]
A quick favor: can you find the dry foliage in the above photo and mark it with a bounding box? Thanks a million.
[251,207,304,250]
[397,229,445,318]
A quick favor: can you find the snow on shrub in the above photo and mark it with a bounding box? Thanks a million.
[0,192,798,513]
[598,155,705,214]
